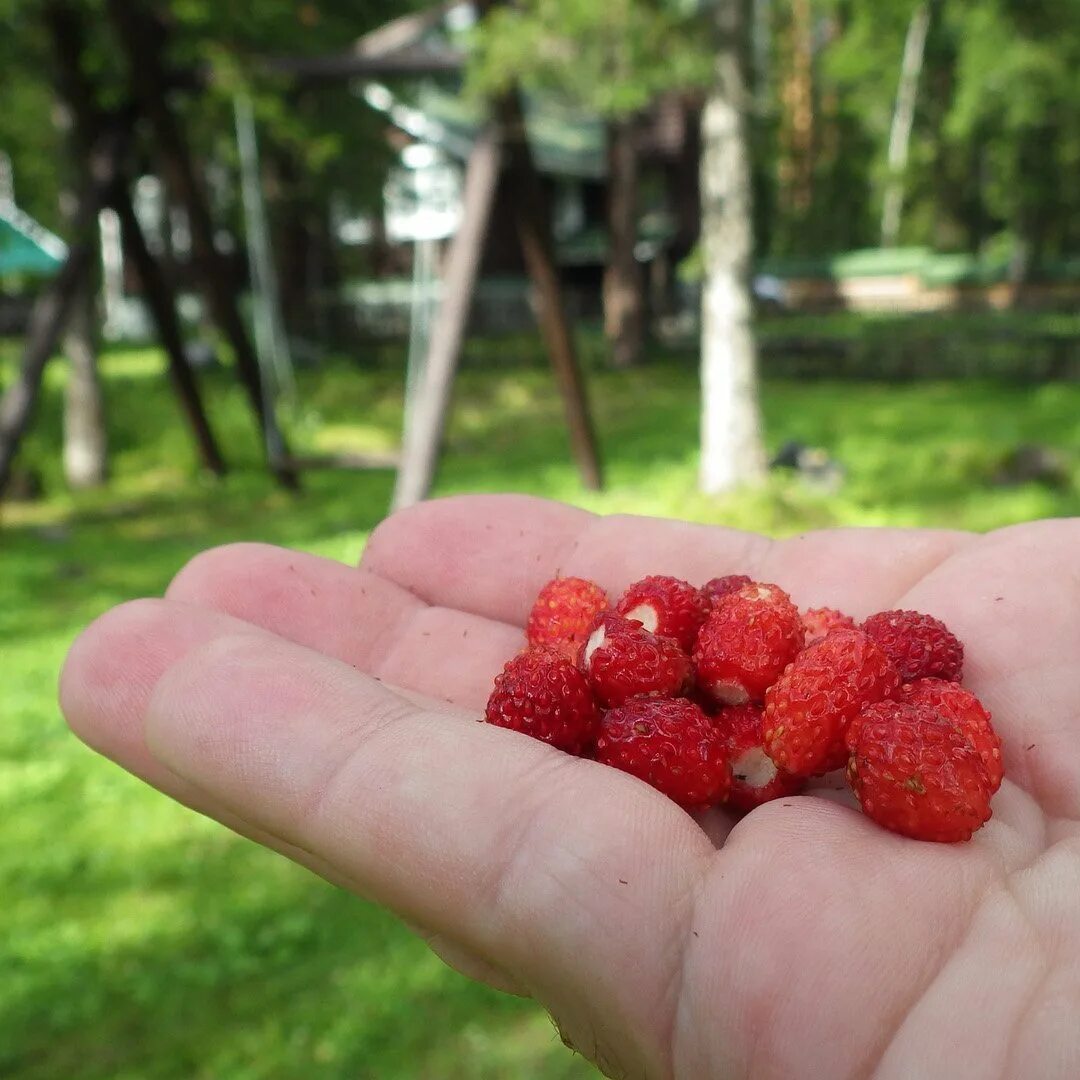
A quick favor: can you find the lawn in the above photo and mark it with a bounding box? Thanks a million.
[1,337,1078,1079]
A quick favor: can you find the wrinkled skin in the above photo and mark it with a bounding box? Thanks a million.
[60,495,1080,1079]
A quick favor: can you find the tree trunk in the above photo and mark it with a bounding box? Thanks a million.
[499,91,603,492]
[778,0,814,217]
[881,2,933,247]
[699,0,766,495]
[603,118,645,368]
[44,1,109,492]
[62,281,108,488]
[45,0,227,478]
[668,101,702,264]
[105,0,298,490]
[113,188,228,475]
[0,157,110,496]
[391,127,502,511]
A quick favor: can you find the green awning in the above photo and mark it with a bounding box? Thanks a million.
[0,206,67,276]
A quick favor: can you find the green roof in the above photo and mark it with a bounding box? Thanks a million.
[758,247,934,280]
[755,247,1080,286]
[0,205,67,276]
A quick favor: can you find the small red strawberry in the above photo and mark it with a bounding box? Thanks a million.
[702,574,753,608]
[485,647,599,754]
[595,697,731,810]
[526,576,609,661]
[580,613,691,707]
[615,574,709,652]
[801,607,856,646]
[894,678,1002,793]
[860,609,964,683]
[713,703,805,811]
[846,700,993,842]
[763,628,899,777]
[693,583,803,705]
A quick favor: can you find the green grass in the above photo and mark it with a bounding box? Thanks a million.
[1,336,1079,1078]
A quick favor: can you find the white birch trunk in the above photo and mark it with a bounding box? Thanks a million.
[63,281,108,489]
[699,0,766,494]
[881,3,932,247]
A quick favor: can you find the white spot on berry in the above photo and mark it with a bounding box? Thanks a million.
[732,746,778,789]
[712,680,750,705]
[623,603,658,633]
[583,624,606,669]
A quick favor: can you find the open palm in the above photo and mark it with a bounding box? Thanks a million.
[60,495,1080,1079]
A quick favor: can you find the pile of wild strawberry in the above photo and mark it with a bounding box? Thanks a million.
[485,574,1002,843]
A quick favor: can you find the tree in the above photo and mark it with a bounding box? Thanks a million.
[471,0,711,367]
[50,17,108,491]
[699,0,766,494]
[943,0,1080,270]
[472,0,768,488]
[604,116,645,368]
[880,1,936,247]
[1,0,406,496]
[777,0,815,220]
[0,2,64,232]
[61,279,108,489]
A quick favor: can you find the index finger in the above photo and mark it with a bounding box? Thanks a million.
[361,494,770,626]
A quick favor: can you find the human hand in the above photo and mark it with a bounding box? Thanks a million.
[60,495,1080,1079]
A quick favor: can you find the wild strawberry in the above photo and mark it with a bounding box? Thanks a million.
[615,574,709,652]
[702,574,753,608]
[580,613,690,707]
[595,697,730,810]
[801,607,856,647]
[485,647,599,754]
[895,678,1002,793]
[712,703,805,811]
[693,583,803,705]
[860,609,963,683]
[763,629,899,777]
[846,701,993,842]
[526,576,609,661]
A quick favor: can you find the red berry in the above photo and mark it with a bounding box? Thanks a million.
[581,613,691,707]
[846,701,993,842]
[526,576,609,661]
[801,607,856,647]
[595,698,731,810]
[702,574,753,608]
[763,629,900,777]
[615,574,709,652]
[894,678,1002,793]
[693,583,803,705]
[713,703,805,811]
[485,647,599,754]
[860,609,963,683]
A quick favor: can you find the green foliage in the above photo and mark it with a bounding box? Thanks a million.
[942,0,1080,255]
[468,0,712,116]
[162,0,402,205]
[814,0,1080,256]
[0,4,63,230]
[0,0,406,243]
[4,0,1080,263]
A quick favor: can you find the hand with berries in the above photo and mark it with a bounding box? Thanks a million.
[60,495,1080,1079]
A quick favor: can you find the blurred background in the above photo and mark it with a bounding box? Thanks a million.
[1,0,1078,1076]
